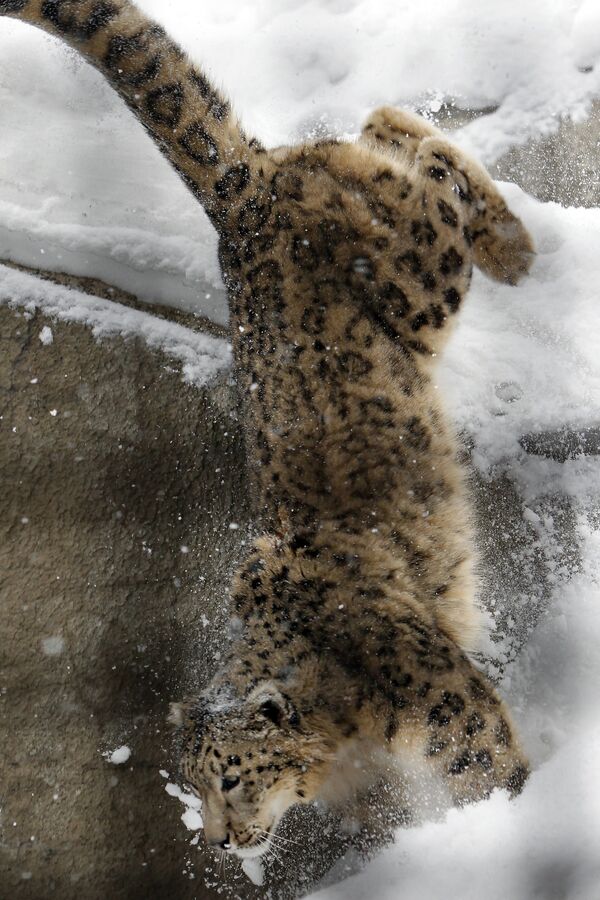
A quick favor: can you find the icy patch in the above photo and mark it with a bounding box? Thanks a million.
[0,264,231,387]
[104,746,131,765]
[40,635,64,656]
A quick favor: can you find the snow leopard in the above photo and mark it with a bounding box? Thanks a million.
[1,0,534,859]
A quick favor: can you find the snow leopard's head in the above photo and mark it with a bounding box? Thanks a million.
[170,681,334,858]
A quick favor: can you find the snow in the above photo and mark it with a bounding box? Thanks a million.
[241,858,265,887]
[440,187,600,470]
[571,0,600,71]
[104,746,131,765]
[38,325,53,345]
[181,808,204,832]
[2,1,600,898]
[2,0,600,320]
[164,781,204,833]
[0,264,231,387]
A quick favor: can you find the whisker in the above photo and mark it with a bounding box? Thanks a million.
[263,836,289,853]
[266,843,282,863]
[251,838,278,866]
[260,828,301,846]
[256,834,282,863]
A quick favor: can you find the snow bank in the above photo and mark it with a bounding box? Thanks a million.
[441,186,600,471]
[2,0,599,319]
[0,264,232,387]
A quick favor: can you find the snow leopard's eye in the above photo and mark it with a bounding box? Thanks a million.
[259,699,283,725]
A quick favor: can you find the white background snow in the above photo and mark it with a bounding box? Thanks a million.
[1,1,600,898]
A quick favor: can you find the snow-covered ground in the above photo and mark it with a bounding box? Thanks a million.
[2,0,600,320]
[2,1,600,898]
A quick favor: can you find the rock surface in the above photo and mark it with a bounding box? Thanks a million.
[0,304,254,899]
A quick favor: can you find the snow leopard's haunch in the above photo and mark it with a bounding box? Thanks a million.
[2,0,534,860]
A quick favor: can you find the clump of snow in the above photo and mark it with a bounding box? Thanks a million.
[104,746,131,765]
[181,808,203,832]
[38,325,53,345]
[241,858,265,887]
[41,635,64,656]
[164,781,203,832]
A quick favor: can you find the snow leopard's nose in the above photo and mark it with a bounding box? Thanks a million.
[208,833,231,850]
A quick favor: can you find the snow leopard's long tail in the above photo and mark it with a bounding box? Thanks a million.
[0,0,263,231]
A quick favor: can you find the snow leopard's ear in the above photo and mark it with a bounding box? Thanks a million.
[168,703,188,728]
[246,682,301,730]
[168,699,206,730]
[416,135,535,285]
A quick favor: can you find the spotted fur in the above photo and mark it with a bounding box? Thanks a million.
[2,0,534,858]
